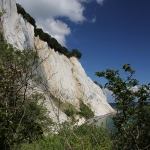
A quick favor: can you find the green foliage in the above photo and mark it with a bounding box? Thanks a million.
[0,40,52,149]
[16,4,36,28]
[0,32,4,41]
[24,13,36,27]
[78,101,94,119]
[64,108,75,117]
[70,49,82,59]
[34,28,51,42]
[17,123,112,150]
[96,63,150,150]
[35,28,82,59]
[51,95,78,118]
[0,9,6,18]
[63,103,78,118]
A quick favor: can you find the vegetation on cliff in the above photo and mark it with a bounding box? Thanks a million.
[16,3,82,59]
[17,123,112,150]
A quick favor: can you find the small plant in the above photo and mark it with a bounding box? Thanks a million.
[64,104,78,117]
[0,9,6,18]
[0,32,4,41]
[78,101,94,119]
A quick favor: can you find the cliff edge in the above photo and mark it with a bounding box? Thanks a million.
[0,0,114,124]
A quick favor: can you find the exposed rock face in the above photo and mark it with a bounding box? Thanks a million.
[0,0,34,50]
[1,0,115,123]
[35,37,114,117]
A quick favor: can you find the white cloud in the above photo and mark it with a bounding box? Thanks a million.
[129,86,139,92]
[16,0,106,46]
[103,88,114,103]
[103,86,140,103]
[37,18,71,46]
[78,0,92,3]
[96,0,105,5]
[16,0,85,23]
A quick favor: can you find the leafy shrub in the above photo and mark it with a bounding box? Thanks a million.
[64,109,74,117]
[17,124,112,150]
[70,49,82,59]
[78,101,94,119]
[34,28,51,42]
[0,9,6,18]
[64,104,78,117]
[16,4,82,59]
[0,32,4,41]
[16,4,36,28]
[51,95,78,117]
[0,39,52,149]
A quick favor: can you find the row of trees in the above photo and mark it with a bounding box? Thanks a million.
[16,4,82,59]
[16,4,36,28]
[34,28,82,58]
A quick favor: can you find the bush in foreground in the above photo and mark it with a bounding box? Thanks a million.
[17,123,112,150]
[96,63,150,150]
[0,39,52,150]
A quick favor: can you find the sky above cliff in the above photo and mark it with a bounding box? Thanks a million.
[16,0,150,102]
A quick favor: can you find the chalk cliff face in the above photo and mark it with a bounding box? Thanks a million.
[0,0,114,123]
[0,0,34,50]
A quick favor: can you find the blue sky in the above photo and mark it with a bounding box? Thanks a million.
[16,0,150,102]
[66,0,150,86]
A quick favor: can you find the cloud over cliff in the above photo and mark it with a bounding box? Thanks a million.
[16,0,86,46]
[16,0,105,46]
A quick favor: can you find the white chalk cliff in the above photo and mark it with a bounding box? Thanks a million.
[0,0,114,124]
[0,0,34,50]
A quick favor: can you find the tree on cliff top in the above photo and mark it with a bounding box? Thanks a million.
[16,3,82,59]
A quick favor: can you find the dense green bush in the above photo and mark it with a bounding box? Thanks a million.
[51,95,78,118]
[17,123,112,150]
[0,32,4,41]
[16,4,36,28]
[64,104,78,118]
[35,28,71,56]
[16,3,82,59]
[78,101,94,119]
[34,28,51,42]
[70,49,82,59]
